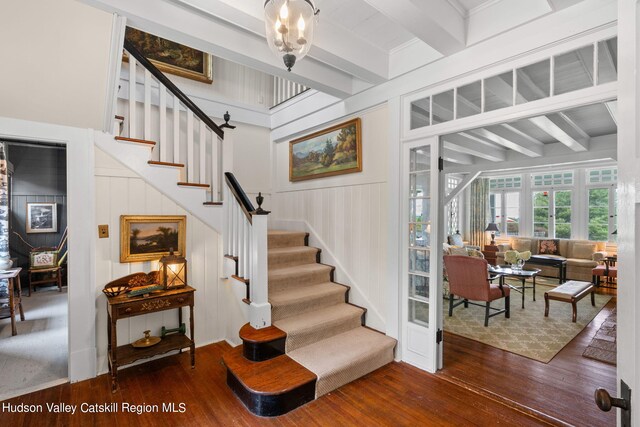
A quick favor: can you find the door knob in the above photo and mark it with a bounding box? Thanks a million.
[595,388,628,412]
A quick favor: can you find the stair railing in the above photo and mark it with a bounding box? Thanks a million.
[223,172,271,329]
[122,39,224,202]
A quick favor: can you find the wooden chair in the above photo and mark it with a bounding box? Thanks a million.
[443,255,510,326]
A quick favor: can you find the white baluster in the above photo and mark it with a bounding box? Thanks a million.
[128,55,137,138]
[223,185,229,255]
[210,130,217,201]
[187,111,194,182]
[173,96,180,164]
[144,69,151,140]
[231,199,237,256]
[238,212,245,278]
[159,87,167,162]
[243,218,250,281]
[200,121,206,186]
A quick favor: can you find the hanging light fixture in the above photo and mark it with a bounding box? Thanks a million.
[264,0,319,71]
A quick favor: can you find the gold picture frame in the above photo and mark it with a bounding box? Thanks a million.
[120,215,186,263]
[289,118,362,182]
[124,27,213,84]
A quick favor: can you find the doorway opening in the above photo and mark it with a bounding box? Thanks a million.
[0,140,69,400]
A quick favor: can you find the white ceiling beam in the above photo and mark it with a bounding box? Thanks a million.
[170,0,389,84]
[469,127,544,157]
[362,0,466,55]
[444,171,481,205]
[82,0,356,98]
[443,134,507,162]
[442,149,474,165]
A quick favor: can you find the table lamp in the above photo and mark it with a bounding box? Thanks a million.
[485,223,499,246]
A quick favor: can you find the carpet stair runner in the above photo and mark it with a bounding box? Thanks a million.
[223,230,397,416]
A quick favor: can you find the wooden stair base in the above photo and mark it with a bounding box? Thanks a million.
[114,136,156,146]
[203,202,223,206]
[223,345,316,417]
[239,323,286,362]
[177,182,210,188]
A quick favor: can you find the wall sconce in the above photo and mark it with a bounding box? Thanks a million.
[159,248,187,290]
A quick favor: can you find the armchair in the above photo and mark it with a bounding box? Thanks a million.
[443,255,510,326]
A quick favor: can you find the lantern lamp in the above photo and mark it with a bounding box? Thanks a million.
[160,248,187,290]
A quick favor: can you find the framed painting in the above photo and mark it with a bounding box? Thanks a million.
[124,27,213,84]
[120,215,186,263]
[289,118,362,182]
[26,202,57,233]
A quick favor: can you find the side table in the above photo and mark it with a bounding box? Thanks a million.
[482,245,498,266]
[106,285,195,392]
[0,268,24,336]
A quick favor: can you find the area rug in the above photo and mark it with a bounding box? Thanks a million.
[444,278,611,363]
[0,287,68,400]
[583,307,616,365]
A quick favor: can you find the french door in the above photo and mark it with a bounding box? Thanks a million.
[401,136,443,372]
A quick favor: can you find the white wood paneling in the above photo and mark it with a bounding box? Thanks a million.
[94,149,223,374]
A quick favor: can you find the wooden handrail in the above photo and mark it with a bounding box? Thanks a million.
[123,39,224,139]
[225,172,255,223]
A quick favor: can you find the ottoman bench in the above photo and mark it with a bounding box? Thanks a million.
[544,280,595,322]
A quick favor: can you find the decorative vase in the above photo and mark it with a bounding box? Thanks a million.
[512,259,525,272]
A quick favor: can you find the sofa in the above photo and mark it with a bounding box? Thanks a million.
[496,237,607,282]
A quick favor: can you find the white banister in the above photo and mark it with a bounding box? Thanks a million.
[223,173,271,328]
[119,44,224,194]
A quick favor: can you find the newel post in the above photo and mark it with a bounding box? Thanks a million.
[249,193,271,329]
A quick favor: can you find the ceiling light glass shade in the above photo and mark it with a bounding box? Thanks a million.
[264,0,319,71]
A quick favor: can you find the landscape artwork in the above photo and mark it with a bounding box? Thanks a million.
[124,27,213,83]
[120,215,186,263]
[26,202,57,233]
[289,118,362,182]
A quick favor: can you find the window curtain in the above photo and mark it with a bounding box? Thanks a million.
[469,177,489,247]
[0,143,9,298]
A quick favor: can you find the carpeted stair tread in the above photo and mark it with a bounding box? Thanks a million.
[268,263,333,292]
[268,246,319,269]
[268,230,308,249]
[274,303,364,352]
[288,327,396,397]
[270,282,348,321]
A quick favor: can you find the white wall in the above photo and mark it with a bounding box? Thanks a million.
[0,0,113,130]
[94,148,230,373]
[272,105,389,331]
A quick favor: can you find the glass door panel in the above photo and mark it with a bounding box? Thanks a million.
[403,138,441,373]
[554,190,572,238]
[533,191,550,237]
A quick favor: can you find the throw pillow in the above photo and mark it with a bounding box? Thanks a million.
[513,239,532,253]
[573,242,596,259]
[467,248,485,258]
[449,246,469,256]
[538,239,560,255]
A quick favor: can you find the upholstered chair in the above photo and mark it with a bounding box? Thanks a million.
[443,255,510,326]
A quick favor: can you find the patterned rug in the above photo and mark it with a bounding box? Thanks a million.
[444,278,612,363]
[583,308,617,365]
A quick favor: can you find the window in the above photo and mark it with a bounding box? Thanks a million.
[533,191,550,237]
[489,176,521,237]
[532,190,572,238]
[532,171,574,187]
[446,176,461,235]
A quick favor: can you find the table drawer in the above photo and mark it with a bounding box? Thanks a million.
[116,292,193,318]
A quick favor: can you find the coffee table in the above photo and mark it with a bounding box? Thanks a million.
[529,255,567,283]
[489,265,541,309]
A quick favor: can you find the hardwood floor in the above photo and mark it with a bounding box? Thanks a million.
[441,293,617,427]
[2,341,552,426]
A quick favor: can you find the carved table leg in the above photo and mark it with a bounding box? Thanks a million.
[190,303,195,369]
[9,277,16,336]
[110,315,118,392]
[16,275,25,321]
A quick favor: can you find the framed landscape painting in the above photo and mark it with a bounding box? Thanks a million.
[120,215,186,263]
[124,27,213,84]
[289,118,362,182]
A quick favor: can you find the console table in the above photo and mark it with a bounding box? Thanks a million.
[106,285,195,392]
[482,245,498,266]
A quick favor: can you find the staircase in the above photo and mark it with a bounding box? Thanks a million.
[223,230,397,416]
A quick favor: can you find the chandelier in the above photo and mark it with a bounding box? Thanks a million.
[264,0,319,71]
